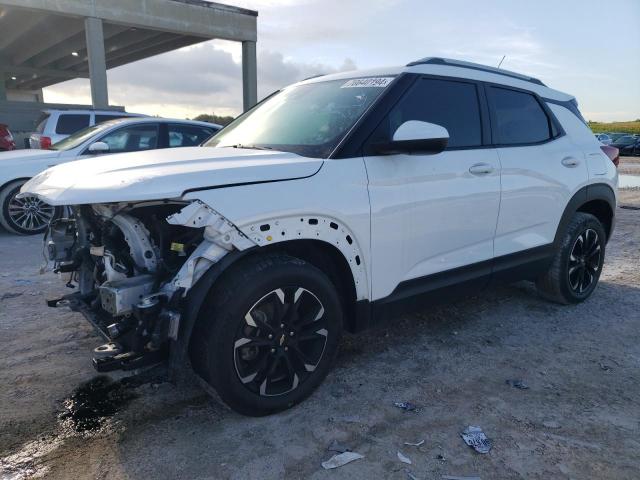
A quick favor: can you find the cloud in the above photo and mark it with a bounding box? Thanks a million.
[44,42,357,118]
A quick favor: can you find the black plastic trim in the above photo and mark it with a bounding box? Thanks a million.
[169,247,259,375]
[552,183,616,247]
[351,244,556,332]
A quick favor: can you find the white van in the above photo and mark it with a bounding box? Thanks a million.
[28,109,145,149]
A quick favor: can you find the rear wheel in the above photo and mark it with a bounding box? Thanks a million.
[536,212,606,304]
[192,253,343,416]
[0,180,57,235]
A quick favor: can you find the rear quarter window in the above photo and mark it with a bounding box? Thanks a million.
[55,114,91,135]
[488,87,552,145]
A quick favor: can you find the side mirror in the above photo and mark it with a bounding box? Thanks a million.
[88,141,109,154]
[373,120,449,155]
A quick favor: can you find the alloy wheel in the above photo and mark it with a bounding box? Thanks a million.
[568,228,601,293]
[7,193,55,233]
[233,287,328,397]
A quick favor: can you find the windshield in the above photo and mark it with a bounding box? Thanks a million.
[614,135,634,144]
[50,123,113,151]
[204,77,395,158]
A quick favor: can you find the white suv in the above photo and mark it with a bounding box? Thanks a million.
[22,58,618,416]
[29,109,145,149]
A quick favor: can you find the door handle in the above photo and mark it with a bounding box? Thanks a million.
[561,156,580,168]
[469,163,495,175]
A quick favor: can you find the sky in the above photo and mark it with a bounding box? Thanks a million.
[44,0,640,122]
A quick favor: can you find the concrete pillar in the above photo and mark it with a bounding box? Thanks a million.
[84,17,109,109]
[242,41,257,112]
[0,72,6,102]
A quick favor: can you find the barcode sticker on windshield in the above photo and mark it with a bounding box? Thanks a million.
[341,77,394,88]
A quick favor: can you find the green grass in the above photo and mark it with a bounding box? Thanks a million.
[589,120,640,135]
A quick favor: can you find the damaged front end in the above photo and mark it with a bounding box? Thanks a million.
[46,200,255,373]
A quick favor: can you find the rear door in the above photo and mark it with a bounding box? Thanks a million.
[487,85,589,262]
[365,77,501,301]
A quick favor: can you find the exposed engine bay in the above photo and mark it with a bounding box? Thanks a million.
[45,200,254,372]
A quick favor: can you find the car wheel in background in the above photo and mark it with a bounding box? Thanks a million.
[191,253,343,416]
[0,180,58,235]
[536,212,606,304]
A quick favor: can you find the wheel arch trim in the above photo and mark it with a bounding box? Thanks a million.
[553,183,616,248]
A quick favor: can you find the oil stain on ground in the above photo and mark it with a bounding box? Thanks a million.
[58,376,136,432]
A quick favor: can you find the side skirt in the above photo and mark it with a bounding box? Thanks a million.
[351,244,554,332]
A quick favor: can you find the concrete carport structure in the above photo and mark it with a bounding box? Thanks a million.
[0,0,258,133]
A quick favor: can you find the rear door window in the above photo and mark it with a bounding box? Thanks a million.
[487,87,552,145]
[55,114,91,135]
[369,78,483,149]
[168,124,216,147]
[98,124,159,153]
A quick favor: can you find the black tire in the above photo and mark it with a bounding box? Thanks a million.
[0,180,58,235]
[191,253,343,416]
[536,212,606,304]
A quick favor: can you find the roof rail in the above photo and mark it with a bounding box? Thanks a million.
[406,57,546,86]
[301,73,326,81]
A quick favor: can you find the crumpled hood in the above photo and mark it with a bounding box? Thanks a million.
[21,147,323,205]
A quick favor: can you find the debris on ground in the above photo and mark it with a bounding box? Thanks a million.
[394,401,418,411]
[14,279,33,285]
[321,452,364,469]
[441,475,481,480]
[404,439,425,447]
[436,454,447,461]
[406,470,420,480]
[542,420,561,429]
[460,426,492,454]
[327,439,350,453]
[505,379,529,389]
[397,451,412,464]
[598,362,612,371]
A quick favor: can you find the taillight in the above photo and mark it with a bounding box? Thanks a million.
[40,136,52,150]
[600,145,619,168]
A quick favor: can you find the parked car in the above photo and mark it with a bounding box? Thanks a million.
[594,133,612,145]
[611,134,640,156]
[22,57,617,416]
[28,109,146,149]
[607,132,628,142]
[0,118,220,234]
[0,123,16,151]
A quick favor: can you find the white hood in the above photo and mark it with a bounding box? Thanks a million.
[20,147,323,205]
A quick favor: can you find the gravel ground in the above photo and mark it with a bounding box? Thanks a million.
[618,156,640,175]
[1,187,639,480]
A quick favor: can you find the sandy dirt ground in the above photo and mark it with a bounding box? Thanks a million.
[1,186,639,480]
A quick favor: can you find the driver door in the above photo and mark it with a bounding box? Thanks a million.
[364,77,501,301]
